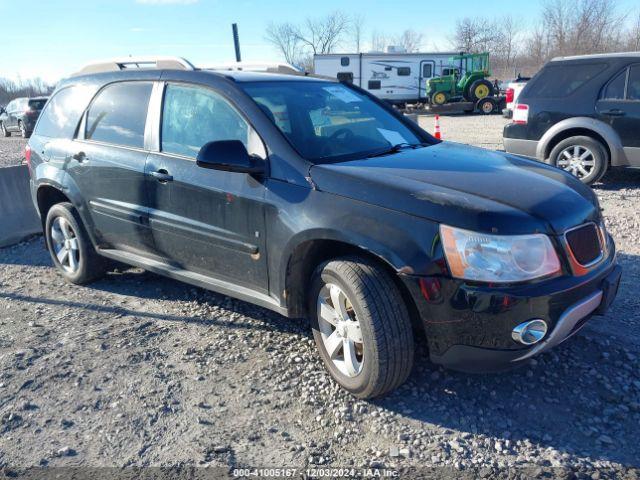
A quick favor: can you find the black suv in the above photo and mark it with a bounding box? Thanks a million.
[27,58,621,398]
[0,97,48,138]
[504,52,640,184]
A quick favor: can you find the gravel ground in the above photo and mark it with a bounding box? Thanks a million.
[1,119,639,478]
[0,136,26,168]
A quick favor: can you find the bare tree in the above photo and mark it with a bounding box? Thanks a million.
[0,77,53,106]
[628,11,640,50]
[265,22,303,65]
[370,29,388,52]
[394,29,424,52]
[294,11,350,55]
[351,13,365,53]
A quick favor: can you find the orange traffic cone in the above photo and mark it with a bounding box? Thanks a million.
[434,115,442,140]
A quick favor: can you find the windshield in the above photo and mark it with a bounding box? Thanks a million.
[241,81,426,163]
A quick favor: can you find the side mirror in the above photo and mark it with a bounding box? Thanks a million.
[196,140,264,174]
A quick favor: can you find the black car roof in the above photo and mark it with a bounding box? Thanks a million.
[551,52,640,62]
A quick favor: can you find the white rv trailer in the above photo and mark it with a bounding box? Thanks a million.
[314,52,461,104]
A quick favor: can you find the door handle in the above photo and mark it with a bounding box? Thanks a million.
[601,109,626,117]
[150,169,173,183]
[72,151,88,162]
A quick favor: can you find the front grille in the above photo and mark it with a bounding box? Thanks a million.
[565,223,602,266]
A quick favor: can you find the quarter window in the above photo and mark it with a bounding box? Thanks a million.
[35,86,94,138]
[85,82,152,148]
[161,83,265,159]
[628,65,640,101]
[397,67,411,76]
[601,69,627,100]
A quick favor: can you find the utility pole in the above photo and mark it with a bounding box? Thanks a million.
[232,23,241,62]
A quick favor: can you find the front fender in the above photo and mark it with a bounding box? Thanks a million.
[536,117,627,166]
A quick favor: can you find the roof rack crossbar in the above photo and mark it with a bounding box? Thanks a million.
[72,56,196,77]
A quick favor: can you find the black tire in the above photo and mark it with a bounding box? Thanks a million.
[467,79,494,102]
[309,256,414,399]
[45,202,109,284]
[0,122,9,137]
[477,97,496,115]
[548,136,608,185]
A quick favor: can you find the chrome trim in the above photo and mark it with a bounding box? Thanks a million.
[512,290,603,362]
[512,319,548,345]
[563,221,604,269]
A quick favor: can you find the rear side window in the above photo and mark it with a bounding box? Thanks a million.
[161,83,264,158]
[28,99,47,110]
[35,87,93,138]
[601,69,626,100]
[628,65,640,101]
[85,82,153,148]
[526,63,607,98]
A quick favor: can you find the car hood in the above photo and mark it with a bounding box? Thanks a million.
[310,142,600,235]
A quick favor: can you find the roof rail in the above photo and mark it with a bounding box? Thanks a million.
[72,56,196,77]
[203,61,303,75]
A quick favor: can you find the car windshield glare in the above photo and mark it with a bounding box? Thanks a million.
[241,81,426,163]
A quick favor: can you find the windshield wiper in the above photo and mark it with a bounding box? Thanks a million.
[367,142,429,158]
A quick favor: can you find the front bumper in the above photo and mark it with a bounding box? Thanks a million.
[400,248,621,372]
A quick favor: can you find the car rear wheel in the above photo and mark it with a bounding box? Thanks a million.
[45,202,110,284]
[309,256,414,399]
[0,122,9,137]
[549,136,607,185]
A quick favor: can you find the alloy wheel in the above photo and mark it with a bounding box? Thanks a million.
[317,283,364,377]
[51,217,80,273]
[557,145,595,179]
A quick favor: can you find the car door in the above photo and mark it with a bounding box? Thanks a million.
[66,81,156,254]
[5,100,17,130]
[145,82,269,293]
[596,63,640,165]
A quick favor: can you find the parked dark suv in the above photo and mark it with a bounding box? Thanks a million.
[504,52,640,184]
[0,97,48,138]
[27,57,621,398]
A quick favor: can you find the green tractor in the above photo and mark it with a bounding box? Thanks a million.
[426,52,494,106]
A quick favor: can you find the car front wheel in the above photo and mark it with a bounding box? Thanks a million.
[309,256,414,399]
[549,136,607,185]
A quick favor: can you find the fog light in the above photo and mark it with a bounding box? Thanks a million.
[512,319,548,345]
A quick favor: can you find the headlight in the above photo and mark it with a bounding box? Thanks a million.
[440,225,561,283]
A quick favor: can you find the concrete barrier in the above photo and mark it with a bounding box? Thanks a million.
[0,165,41,248]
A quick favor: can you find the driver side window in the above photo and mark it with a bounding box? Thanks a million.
[161,84,265,159]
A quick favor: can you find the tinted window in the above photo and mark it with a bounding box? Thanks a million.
[422,64,433,78]
[28,99,47,110]
[242,81,424,163]
[526,63,607,98]
[161,83,264,158]
[601,69,626,100]
[340,57,350,67]
[86,82,152,148]
[35,87,94,138]
[368,80,381,90]
[397,67,410,76]
[628,65,640,101]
